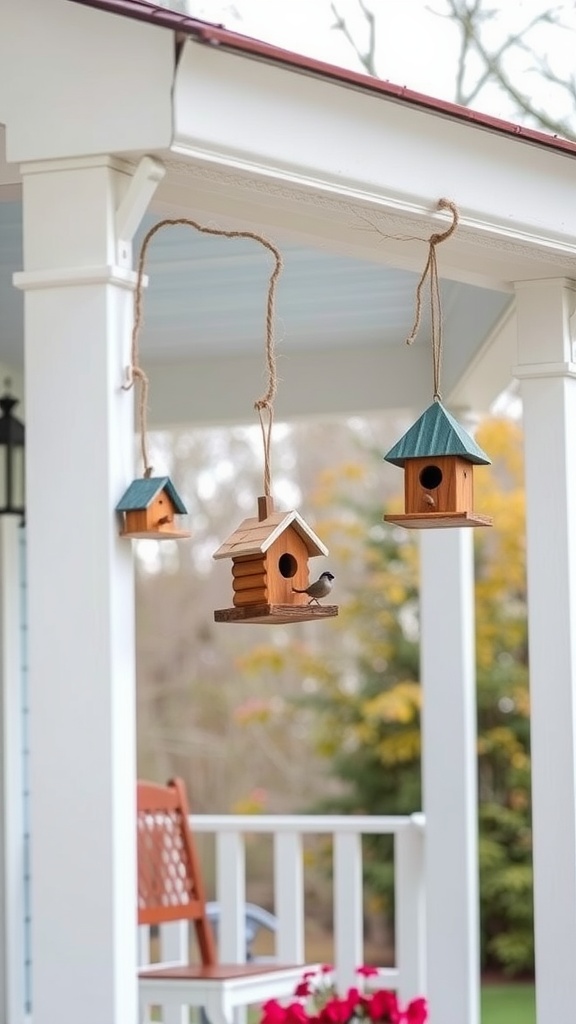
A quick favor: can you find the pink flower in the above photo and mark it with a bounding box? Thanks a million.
[262,1000,287,1024]
[295,980,313,998]
[356,966,380,978]
[318,996,352,1024]
[365,989,401,1023]
[285,1003,310,1024]
[265,968,427,1024]
[405,998,428,1024]
[262,1001,310,1024]
[341,986,361,1017]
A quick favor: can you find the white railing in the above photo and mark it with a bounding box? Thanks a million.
[139,812,426,1007]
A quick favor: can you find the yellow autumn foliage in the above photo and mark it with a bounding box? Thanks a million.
[473,417,526,671]
[232,415,527,778]
[362,682,422,725]
[374,729,422,766]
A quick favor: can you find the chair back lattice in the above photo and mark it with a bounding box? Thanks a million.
[137,777,217,965]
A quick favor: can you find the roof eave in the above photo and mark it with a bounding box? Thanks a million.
[67,0,576,160]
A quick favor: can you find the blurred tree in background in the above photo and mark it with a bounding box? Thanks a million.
[136,411,532,975]
[235,415,532,975]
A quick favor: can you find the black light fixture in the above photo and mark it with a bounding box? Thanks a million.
[0,380,25,518]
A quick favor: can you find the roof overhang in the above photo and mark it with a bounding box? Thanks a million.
[1,0,576,424]
[166,36,576,289]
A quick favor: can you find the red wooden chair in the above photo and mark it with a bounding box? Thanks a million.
[137,778,311,1024]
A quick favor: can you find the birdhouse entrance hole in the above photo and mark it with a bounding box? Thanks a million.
[279,553,298,578]
[419,465,442,490]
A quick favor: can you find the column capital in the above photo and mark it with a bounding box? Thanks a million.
[514,277,576,296]
[13,265,139,292]
[18,154,137,178]
[513,361,576,381]
[18,155,164,272]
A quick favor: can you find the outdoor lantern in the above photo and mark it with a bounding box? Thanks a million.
[0,381,25,519]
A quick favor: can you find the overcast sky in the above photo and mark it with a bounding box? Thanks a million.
[183,0,576,132]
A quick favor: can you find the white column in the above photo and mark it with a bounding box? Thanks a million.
[14,156,152,1024]
[0,516,26,1024]
[514,278,576,1024]
[420,528,479,1024]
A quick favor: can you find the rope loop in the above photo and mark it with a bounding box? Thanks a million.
[128,218,283,490]
[405,198,459,401]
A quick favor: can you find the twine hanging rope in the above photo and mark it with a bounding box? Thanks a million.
[405,198,459,402]
[125,218,283,488]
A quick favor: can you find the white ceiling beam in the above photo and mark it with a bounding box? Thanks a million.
[171,41,576,287]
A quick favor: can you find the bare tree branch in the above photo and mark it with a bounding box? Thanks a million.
[330,1,378,76]
[442,0,576,138]
[332,0,576,139]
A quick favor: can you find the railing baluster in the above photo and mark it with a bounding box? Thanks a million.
[333,832,363,992]
[160,921,189,1024]
[159,920,188,965]
[216,830,246,963]
[274,831,304,963]
[395,816,426,1005]
[190,813,426,1005]
[137,925,150,968]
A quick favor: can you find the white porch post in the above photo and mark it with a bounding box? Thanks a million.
[514,278,576,1024]
[420,528,479,1024]
[0,516,26,1024]
[15,156,145,1024]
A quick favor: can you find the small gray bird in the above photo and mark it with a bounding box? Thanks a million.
[292,571,335,605]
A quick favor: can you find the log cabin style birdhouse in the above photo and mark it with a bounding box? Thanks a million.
[116,476,190,539]
[213,496,338,624]
[383,401,492,529]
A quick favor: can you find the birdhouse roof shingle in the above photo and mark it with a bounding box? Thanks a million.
[384,401,491,467]
[116,476,188,514]
[213,509,328,560]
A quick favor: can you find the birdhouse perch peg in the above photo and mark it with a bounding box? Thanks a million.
[383,401,492,529]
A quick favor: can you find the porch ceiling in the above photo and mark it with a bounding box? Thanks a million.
[0,134,511,426]
[4,3,576,425]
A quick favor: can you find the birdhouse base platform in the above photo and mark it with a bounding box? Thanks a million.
[214,604,339,624]
[384,511,493,529]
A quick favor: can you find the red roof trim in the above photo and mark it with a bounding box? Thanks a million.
[68,0,576,158]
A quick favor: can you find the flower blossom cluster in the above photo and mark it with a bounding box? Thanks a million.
[261,965,428,1024]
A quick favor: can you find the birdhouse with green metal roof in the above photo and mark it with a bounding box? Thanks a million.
[116,477,190,539]
[383,401,492,529]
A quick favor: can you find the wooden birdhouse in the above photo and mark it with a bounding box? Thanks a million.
[116,476,190,539]
[383,401,492,529]
[213,496,338,624]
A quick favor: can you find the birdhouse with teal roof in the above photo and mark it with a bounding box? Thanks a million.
[383,401,492,529]
[116,477,190,539]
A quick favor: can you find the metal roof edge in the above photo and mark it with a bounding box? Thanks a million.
[67,0,576,160]
[384,401,491,466]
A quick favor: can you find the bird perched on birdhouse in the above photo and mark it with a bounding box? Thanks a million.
[213,496,338,624]
[116,476,190,539]
[383,401,492,529]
